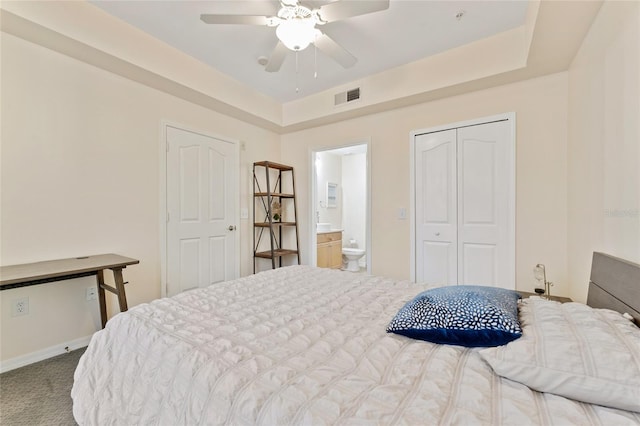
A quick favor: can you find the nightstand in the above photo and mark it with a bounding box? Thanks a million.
[518,291,572,303]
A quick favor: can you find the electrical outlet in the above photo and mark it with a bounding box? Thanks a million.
[86,287,97,301]
[12,297,29,317]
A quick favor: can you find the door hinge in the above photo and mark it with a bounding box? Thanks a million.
[166,212,170,222]
[166,142,170,152]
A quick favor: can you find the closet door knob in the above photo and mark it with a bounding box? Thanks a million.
[435,232,440,236]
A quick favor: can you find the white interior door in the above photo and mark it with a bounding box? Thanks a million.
[414,118,514,289]
[166,126,237,296]
[415,129,458,285]
[457,121,511,287]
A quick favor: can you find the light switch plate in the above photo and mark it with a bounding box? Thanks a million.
[398,207,407,220]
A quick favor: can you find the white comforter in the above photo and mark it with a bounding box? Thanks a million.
[72,266,639,425]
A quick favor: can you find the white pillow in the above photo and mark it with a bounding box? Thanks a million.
[479,298,640,413]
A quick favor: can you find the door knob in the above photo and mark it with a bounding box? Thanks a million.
[435,232,440,236]
[228,225,236,231]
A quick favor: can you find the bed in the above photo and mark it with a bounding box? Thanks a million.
[71,252,640,425]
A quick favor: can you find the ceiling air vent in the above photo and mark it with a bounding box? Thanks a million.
[334,87,361,106]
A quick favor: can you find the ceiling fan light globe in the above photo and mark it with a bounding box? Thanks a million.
[276,17,316,51]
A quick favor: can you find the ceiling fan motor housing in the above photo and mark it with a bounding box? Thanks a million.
[278,4,313,21]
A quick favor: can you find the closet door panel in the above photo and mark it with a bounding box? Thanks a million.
[413,117,514,289]
[457,121,511,288]
[415,129,457,285]
[461,141,495,225]
[462,243,497,285]
[421,241,454,285]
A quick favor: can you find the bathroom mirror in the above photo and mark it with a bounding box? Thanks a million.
[327,182,338,208]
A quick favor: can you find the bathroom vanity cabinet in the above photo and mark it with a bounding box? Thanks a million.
[317,231,342,269]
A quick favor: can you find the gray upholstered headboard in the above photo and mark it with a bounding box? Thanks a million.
[587,252,640,326]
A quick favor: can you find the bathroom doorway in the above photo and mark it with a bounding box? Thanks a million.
[310,141,371,274]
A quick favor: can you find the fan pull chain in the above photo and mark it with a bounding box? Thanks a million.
[295,50,299,93]
[314,43,318,79]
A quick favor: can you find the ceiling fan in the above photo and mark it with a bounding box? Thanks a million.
[200,0,390,72]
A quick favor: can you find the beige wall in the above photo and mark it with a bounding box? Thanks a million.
[0,33,280,363]
[567,1,640,303]
[281,72,569,295]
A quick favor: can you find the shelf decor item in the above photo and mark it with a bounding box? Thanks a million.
[271,200,282,221]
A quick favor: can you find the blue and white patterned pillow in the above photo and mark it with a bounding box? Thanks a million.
[387,285,522,347]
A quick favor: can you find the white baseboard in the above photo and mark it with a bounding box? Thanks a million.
[0,334,94,373]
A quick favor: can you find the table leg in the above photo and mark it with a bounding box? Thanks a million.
[112,267,128,313]
[96,270,108,329]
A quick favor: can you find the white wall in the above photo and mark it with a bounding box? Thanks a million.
[315,152,342,229]
[342,153,367,256]
[567,1,640,302]
[282,72,569,294]
[0,33,280,365]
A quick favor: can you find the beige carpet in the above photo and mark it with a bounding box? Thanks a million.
[0,348,86,426]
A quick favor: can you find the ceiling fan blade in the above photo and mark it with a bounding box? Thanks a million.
[265,41,289,72]
[314,33,357,68]
[317,0,389,23]
[200,14,269,26]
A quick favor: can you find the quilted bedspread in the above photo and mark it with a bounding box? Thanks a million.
[72,266,639,425]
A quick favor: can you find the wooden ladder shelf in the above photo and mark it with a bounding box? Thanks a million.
[253,161,301,272]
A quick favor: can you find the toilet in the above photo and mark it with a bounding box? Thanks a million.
[342,247,365,272]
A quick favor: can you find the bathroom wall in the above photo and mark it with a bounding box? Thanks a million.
[342,153,367,265]
[316,152,342,229]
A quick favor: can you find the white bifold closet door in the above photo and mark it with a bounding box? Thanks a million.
[415,120,513,289]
